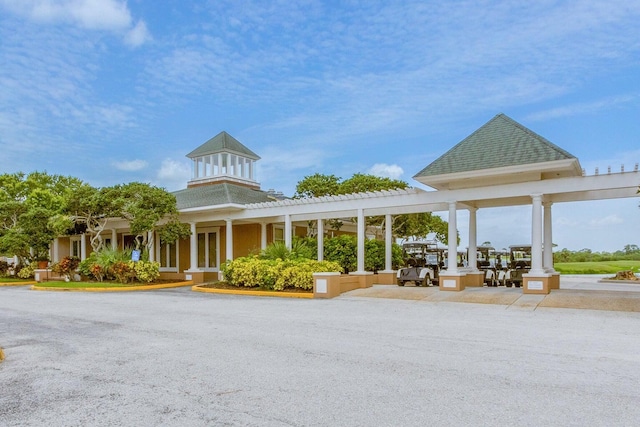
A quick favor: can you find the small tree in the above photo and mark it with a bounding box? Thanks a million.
[57,182,191,254]
[0,172,83,263]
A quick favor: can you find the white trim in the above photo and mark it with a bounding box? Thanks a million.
[196,226,221,272]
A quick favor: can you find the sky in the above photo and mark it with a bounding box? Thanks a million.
[1,0,639,253]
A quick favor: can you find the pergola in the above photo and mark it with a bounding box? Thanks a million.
[177,114,638,294]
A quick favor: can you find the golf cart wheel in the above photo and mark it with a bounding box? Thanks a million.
[506,281,512,288]
[515,283,521,288]
[397,280,405,286]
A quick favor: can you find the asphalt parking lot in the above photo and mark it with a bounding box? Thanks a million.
[1,280,640,426]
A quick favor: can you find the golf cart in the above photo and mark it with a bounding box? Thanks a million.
[475,244,498,287]
[504,244,532,287]
[396,241,444,287]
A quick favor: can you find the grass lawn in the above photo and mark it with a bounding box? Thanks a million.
[554,260,640,275]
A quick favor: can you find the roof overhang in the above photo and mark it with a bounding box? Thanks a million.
[179,203,247,214]
[414,158,583,190]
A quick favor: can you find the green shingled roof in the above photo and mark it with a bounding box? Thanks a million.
[413,114,577,178]
[173,183,273,210]
[186,131,260,160]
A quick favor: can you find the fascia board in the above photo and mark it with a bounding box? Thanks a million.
[179,203,246,214]
[414,159,581,188]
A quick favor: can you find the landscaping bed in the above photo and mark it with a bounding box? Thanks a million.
[197,281,312,293]
[32,279,191,290]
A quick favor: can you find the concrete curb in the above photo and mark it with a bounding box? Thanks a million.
[30,281,194,292]
[0,281,37,287]
[344,284,640,312]
[598,279,640,284]
[192,284,313,299]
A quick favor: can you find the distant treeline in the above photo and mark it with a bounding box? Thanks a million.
[554,245,640,263]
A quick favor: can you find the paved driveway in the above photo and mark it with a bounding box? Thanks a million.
[1,284,639,426]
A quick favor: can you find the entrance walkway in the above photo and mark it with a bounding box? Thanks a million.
[342,275,640,312]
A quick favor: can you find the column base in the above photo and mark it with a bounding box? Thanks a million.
[463,271,484,287]
[376,270,396,285]
[439,272,466,291]
[349,271,375,288]
[522,273,553,295]
[183,270,204,284]
[313,272,341,299]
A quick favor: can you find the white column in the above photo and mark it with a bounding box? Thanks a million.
[80,233,87,260]
[189,222,198,270]
[317,219,324,262]
[467,207,478,271]
[384,213,393,271]
[111,229,117,250]
[284,214,292,250]
[261,222,268,250]
[147,231,155,262]
[543,201,555,272]
[225,219,233,261]
[356,208,365,273]
[530,194,544,274]
[52,238,60,262]
[447,202,458,273]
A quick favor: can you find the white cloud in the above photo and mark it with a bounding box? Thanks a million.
[112,159,148,171]
[368,163,404,180]
[125,20,151,47]
[156,159,191,191]
[589,214,624,227]
[0,0,150,45]
[525,94,638,121]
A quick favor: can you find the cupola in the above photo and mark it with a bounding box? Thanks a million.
[186,131,261,189]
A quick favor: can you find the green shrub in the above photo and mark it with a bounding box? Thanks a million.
[222,257,342,291]
[274,259,342,290]
[17,263,35,279]
[78,254,97,280]
[131,260,160,283]
[111,261,134,283]
[324,235,357,273]
[222,256,280,289]
[259,238,314,261]
[321,235,402,273]
[51,256,80,281]
[77,249,158,283]
[0,260,8,276]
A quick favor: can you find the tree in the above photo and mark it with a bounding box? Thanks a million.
[391,212,451,244]
[0,172,83,263]
[340,173,408,194]
[293,173,341,198]
[293,173,452,243]
[57,182,191,254]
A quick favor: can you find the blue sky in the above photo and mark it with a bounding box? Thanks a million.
[1,0,639,252]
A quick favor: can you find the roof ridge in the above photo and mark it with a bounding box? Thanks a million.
[413,113,578,179]
[185,131,261,159]
[498,114,575,159]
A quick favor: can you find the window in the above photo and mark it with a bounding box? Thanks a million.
[204,156,212,176]
[159,241,178,271]
[274,226,284,243]
[221,153,228,174]
[197,228,219,270]
[71,237,81,258]
[230,154,236,176]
